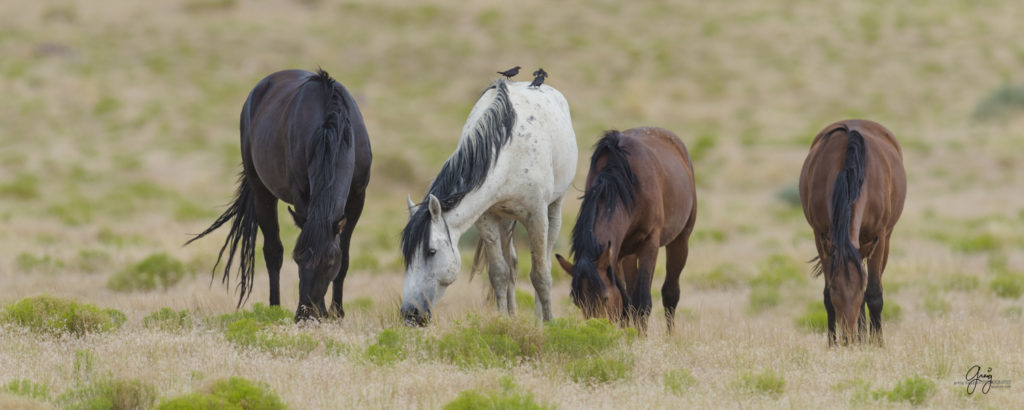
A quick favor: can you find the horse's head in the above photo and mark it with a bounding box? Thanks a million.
[556,245,626,321]
[826,257,868,345]
[293,217,347,321]
[400,194,461,326]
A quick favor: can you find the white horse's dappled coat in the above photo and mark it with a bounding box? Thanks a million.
[400,79,577,324]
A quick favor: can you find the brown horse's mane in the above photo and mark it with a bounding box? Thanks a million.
[820,125,867,282]
[569,130,639,296]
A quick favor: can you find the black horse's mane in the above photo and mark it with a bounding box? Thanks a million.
[570,130,640,294]
[294,69,352,266]
[401,80,517,266]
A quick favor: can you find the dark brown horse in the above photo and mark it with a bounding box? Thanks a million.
[187,69,372,321]
[799,119,905,346]
[556,127,697,332]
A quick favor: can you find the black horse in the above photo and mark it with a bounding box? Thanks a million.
[188,69,372,321]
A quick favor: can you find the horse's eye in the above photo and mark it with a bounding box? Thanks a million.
[428,248,437,257]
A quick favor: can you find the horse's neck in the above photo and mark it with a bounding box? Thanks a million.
[442,185,503,238]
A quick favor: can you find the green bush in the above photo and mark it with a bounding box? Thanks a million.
[157,377,285,410]
[2,379,49,401]
[943,274,979,292]
[1,295,125,336]
[873,375,936,406]
[143,308,193,331]
[224,318,318,356]
[955,233,1000,253]
[795,302,827,333]
[58,378,158,410]
[747,285,781,312]
[750,254,807,287]
[15,252,65,274]
[990,273,1024,299]
[444,377,548,410]
[664,368,697,395]
[740,369,785,396]
[436,316,542,368]
[566,355,633,384]
[688,264,744,290]
[882,301,902,322]
[107,253,187,292]
[543,318,635,358]
[209,303,291,328]
[365,328,407,365]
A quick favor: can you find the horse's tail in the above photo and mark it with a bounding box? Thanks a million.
[185,173,259,307]
[826,128,867,279]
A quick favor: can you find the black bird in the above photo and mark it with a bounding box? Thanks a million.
[532,67,548,78]
[497,66,520,78]
[529,73,545,88]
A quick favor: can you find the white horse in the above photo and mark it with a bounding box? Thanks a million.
[400,79,578,325]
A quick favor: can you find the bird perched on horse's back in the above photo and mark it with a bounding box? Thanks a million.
[497,66,520,78]
[533,68,548,78]
[529,74,545,88]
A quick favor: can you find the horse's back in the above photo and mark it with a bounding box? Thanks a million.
[800,119,906,234]
[618,127,696,242]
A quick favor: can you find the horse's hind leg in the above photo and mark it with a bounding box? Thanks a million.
[476,215,513,315]
[866,233,890,346]
[250,177,283,306]
[330,190,365,319]
[500,218,518,316]
[663,233,691,333]
[524,204,554,321]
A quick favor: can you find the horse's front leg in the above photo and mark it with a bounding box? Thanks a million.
[632,242,659,334]
[523,207,553,321]
[476,215,512,315]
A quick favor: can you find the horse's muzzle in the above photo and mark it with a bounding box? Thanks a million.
[400,303,431,327]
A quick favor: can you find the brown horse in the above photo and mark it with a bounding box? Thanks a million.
[799,119,906,346]
[556,127,697,332]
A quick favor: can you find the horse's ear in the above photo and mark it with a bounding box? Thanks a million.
[428,194,442,222]
[556,254,574,277]
[407,194,419,217]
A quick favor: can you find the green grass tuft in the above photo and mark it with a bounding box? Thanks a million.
[365,328,407,366]
[143,308,193,331]
[873,375,936,406]
[990,273,1024,299]
[58,378,158,410]
[688,263,745,290]
[2,379,49,401]
[739,369,785,396]
[1,295,125,336]
[542,318,635,358]
[157,377,285,410]
[208,303,291,328]
[223,318,318,356]
[972,84,1024,122]
[750,254,807,287]
[664,368,697,395]
[436,315,543,368]
[107,252,188,292]
[566,354,634,384]
[747,285,781,312]
[943,274,979,292]
[795,302,827,333]
[444,376,549,410]
[0,173,41,200]
[14,252,65,274]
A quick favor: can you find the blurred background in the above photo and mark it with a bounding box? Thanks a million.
[2,0,1023,316]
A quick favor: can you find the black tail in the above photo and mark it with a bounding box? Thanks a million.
[185,173,259,307]
[827,128,866,279]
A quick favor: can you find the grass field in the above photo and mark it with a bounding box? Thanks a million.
[2,0,1024,408]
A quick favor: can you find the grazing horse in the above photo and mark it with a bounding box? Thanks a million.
[187,69,372,321]
[556,127,697,332]
[799,119,906,346]
[400,79,577,326]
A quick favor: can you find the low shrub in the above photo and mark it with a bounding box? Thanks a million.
[107,253,187,292]
[795,302,827,333]
[542,318,635,358]
[58,378,158,410]
[444,377,548,410]
[740,369,785,396]
[664,368,697,395]
[1,295,125,336]
[990,273,1024,299]
[14,252,64,274]
[365,328,407,365]
[873,375,936,406]
[143,308,193,331]
[224,318,318,356]
[208,303,291,329]
[747,286,780,312]
[74,249,111,274]
[566,354,633,384]
[436,316,542,368]
[2,379,49,401]
[157,377,285,410]
[750,254,807,287]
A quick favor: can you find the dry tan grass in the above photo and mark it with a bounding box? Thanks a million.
[2,0,1024,408]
